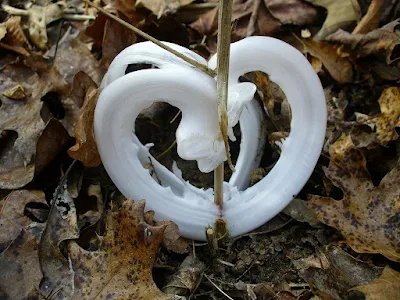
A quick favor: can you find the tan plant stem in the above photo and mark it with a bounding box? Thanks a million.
[214,0,234,208]
[84,0,216,77]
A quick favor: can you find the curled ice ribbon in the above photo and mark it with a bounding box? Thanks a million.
[94,37,326,240]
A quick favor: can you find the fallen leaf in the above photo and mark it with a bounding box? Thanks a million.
[35,119,72,174]
[282,198,321,227]
[0,16,31,56]
[27,3,66,49]
[301,39,354,84]
[0,61,75,189]
[0,190,47,251]
[0,64,46,189]
[304,0,360,40]
[352,0,385,34]
[246,71,291,131]
[156,220,189,254]
[68,74,101,167]
[78,184,104,228]
[162,256,205,296]
[101,18,137,69]
[136,0,194,18]
[0,23,5,39]
[53,37,104,86]
[0,229,43,299]
[189,4,218,36]
[375,87,400,144]
[371,60,400,81]
[309,133,400,262]
[266,0,320,26]
[190,0,282,39]
[327,20,400,64]
[39,166,80,299]
[68,199,174,299]
[295,245,383,299]
[353,266,400,300]
[352,87,400,146]
[2,83,26,100]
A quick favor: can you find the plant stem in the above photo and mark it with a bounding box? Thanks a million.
[214,164,224,207]
[214,0,233,207]
[83,0,216,77]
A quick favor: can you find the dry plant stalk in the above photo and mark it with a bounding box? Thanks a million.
[214,0,234,208]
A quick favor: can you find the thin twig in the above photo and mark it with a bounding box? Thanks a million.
[52,20,65,63]
[203,274,234,300]
[156,140,177,160]
[84,0,216,77]
[170,110,182,123]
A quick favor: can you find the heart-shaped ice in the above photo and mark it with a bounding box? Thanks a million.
[94,37,326,240]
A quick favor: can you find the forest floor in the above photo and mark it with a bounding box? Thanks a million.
[0,0,399,299]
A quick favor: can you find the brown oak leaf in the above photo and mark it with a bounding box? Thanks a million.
[327,19,400,64]
[309,133,400,262]
[301,39,354,84]
[0,16,31,56]
[68,199,174,299]
[353,266,400,300]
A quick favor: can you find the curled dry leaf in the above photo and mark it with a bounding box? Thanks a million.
[0,16,31,56]
[68,73,101,167]
[301,38,354,84]
[295,245,382,299]
[39,169,80,299]
[352,0,385,34]
[304,0,360,40]
[353,266,400,300]
[156,220,189,254]
[163,256,205,296]
[0,190,47,250]
[309,133,400,262]
[136,0,195,18]
[68,199,174,300]
[3,83,26,100]
[327,20,400,64]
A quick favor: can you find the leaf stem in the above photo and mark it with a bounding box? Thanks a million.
[83,0,216,77]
